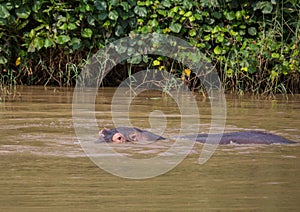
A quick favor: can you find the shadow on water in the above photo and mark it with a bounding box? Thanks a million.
[0,86,299,210]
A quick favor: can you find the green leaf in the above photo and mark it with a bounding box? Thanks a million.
[70,38,81,50]
[240,41,247,50]
[108,10,118,20]
[134,6,147,17]
[157,9,167,17]
[212,25,221,34]
[119,10,130,20]
[183,1,193,10]
[44,38,55,48]
[145,1,153,7]
[142,55,149,63]
[216,35,224,43]
[0,56,8,65]
[204,35,210,41]
[85,3,94,12]
[167,10,175,18]
[248,27,257,36]
[229,29,238,36]
[81,28,93,38]
[150,13,157,18]
[189,29,196,37]
[0,18,7,26]
[254,2,273,14]
[235,10,245,20]
[203,11,209,17]
[205,17,215,25]
[17,19,30,30]
[4,2,13,10]
[94,1,107,11]
[98,12,107,21]
[270,70,278,80]
[262,3,273,14]
[103,20,110,28]
[236,35,243,42]
[0,4,10,19]
[239,30,246,36]
[56,35,71,44]
[87,16,95,26]
[148,19,158,28]
[226,69,233,77]
[28,43,35,52]
[137,1,145,6]
[33,37,44,50]
[161,0,171,8]
[140,25,150,33]
[197,43,206,48]
[121,2,129,12]
[248,66,257,74]
[115,25,124,37]
[212,11,222,19]
[184,11,192,17]
[189,16,195,22]
[271,53,280,59]
[171,6,179,13]
[15,5,31,19]
[68,23,77,30]
[194,13,202,21]
[59,23,68,30]
[224,11,235,21]
[213,46,222,55]
[110,0,119,6]
[169,22,182,33]
[32,0,44,13]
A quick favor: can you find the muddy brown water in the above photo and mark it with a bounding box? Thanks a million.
[1,86,300,210]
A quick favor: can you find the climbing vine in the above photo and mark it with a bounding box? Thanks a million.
[0,0,299,94]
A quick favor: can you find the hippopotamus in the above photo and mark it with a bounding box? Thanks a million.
[97,127,165,143]
[97,127,296,144]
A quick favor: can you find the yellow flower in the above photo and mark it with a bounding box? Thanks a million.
[16,57,21,66]
[163,28,171,33]
[153,60,160,66]
[159,66,165,71]
[184,68,191,77]
[241,67,248,72]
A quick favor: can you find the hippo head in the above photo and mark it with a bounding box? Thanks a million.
[97,127,139,143]
[96,127,165,143]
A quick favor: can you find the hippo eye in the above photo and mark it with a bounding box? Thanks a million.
[117,136,122,141]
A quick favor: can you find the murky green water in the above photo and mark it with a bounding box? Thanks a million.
[1,86,299,210]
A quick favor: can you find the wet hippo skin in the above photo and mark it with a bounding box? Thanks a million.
[97,127,296,144]
[178,131,296,144]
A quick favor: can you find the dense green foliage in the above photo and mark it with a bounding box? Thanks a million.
[0,0,299,94]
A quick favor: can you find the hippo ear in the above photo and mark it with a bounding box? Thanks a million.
[128,133,137,142]
[99,127,110,135]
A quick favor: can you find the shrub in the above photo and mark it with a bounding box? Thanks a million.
[0,0,299,94]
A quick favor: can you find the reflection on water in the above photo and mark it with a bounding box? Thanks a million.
[0,86,299,210]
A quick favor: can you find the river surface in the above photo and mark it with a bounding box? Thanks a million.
[0,86,299,211]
